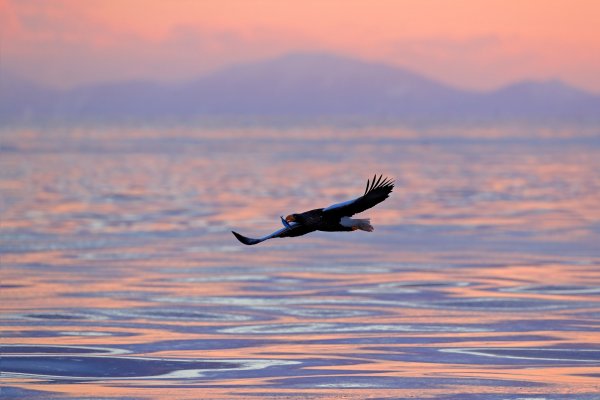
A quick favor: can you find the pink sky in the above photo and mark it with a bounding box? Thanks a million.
[1,0,599,92]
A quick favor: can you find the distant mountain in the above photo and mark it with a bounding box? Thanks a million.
[0,71,57,119]
[1,53,599,123]
[183,53,473,117]
[482,80,600,119]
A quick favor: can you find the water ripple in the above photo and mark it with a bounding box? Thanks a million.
[2,345,299,381]
[441,347,600,363]
[221,322,489,334]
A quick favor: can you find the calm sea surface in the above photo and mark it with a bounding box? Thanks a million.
[1,125,599,399]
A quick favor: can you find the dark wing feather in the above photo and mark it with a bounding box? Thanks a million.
[323,175,394,217]
[232,231,263,245]
[232,222,315,245]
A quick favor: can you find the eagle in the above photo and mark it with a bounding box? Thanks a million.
[232,175,394,245]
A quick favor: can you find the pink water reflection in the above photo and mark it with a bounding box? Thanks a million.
[1,125,599,398]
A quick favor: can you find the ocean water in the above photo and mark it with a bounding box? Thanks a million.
[1,125,599,399]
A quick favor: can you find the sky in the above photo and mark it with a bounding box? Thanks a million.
[1,0,599,92]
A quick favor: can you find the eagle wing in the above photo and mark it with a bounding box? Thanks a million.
[232,221,316,245]
[323,175,394,217]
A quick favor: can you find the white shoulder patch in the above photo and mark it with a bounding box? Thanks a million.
[323,198,356,212]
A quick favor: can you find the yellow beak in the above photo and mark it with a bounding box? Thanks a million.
[285,215,295,222]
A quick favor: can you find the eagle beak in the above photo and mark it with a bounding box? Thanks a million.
[285,215,295,222]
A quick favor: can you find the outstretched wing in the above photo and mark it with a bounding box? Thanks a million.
[232,222,315,245]
[323,175,394,217]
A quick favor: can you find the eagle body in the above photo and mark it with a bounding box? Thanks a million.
[287,209,369,232]
[232,175,394,245]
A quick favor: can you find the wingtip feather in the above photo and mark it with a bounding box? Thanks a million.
[370,174,377,191]
[232,231,261,245]
[374,174,383,188]
[364,174,394,194]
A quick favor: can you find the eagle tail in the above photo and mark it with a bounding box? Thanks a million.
[340,217,374,232]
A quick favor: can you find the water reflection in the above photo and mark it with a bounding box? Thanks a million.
[1,126,599,398]
[3,344,296,380]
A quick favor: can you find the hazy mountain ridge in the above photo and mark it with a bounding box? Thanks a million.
[2,53,599,123]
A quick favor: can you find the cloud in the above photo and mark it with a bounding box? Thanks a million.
[377,34,596,91]
[0,0,320,87]
[2,12,311,88]
[2,0,599,92]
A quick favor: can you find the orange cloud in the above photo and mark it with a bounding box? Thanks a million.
[2,0,599,91]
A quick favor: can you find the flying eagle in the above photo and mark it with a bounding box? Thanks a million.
[232,175,394,245]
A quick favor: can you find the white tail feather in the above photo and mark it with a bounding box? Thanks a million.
[340,217,374,232]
